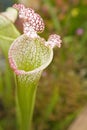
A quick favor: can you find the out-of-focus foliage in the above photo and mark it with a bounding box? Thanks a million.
[0,0,87,130]
[33,0,87,130]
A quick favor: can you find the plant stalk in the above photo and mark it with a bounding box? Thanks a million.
[15,71,42,130]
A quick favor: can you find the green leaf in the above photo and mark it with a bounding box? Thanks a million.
[9,34,53,130]
[0,8,20,108]
[0,15,20,39]
[0,9,20,57]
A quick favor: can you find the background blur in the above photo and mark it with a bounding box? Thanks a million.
[0,0,87,130]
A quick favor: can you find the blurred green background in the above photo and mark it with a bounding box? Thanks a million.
[0,0,87,130]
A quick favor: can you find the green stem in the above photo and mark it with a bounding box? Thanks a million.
[0,72,3,97]
[3,63,14,108]
[15,71,42,130]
